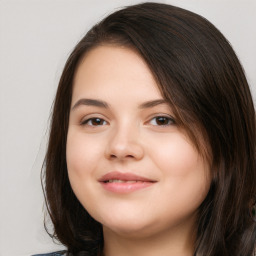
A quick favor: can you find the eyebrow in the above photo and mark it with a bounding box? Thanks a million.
[139,99,169,109]
[71,98,109,110]
[71,98,168,111]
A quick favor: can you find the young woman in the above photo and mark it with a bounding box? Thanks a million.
[37,2,256,256]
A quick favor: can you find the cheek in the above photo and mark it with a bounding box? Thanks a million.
[150,134,204,175]
[66,130,103,178]
[66,130,106,215]
[149,133,210,200]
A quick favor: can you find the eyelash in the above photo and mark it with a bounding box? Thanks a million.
[148,116,175,126]
[80,115,175,127]
[81,118,108,126]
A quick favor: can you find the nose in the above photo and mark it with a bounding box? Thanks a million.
[105,123,144,161]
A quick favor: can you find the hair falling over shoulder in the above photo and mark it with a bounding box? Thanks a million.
[42,2,256,256]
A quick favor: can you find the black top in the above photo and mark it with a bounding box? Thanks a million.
[32,251,67,256]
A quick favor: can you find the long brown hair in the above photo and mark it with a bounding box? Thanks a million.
[43,3,256,255]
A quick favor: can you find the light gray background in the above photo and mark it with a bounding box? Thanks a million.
[1,0,255,255]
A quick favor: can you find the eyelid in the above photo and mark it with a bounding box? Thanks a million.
[81,118,108,126]
[80,114,109,126]
[146,114,176,126]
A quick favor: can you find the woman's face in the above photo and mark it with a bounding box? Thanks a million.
[66,45,210,239]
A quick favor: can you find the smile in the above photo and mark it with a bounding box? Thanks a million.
[99,172,156,193]
[105,180,142,183]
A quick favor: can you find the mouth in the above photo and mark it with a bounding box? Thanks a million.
[98,171,156,193]
[104,179,144,183]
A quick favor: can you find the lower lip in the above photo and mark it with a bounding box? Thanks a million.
[100,181,154,193]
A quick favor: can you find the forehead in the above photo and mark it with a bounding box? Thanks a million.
[72,45,162,102]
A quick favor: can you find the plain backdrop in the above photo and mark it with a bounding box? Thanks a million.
[0,0,255,255]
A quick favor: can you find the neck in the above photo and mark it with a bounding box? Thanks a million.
[102,220,196,256]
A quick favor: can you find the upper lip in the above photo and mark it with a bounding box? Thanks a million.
[98,171,156,182]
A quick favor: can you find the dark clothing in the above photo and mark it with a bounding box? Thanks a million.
[32,251,67,256]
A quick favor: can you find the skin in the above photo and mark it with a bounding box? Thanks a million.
[66,45,211,256]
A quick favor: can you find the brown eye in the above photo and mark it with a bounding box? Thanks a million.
[149,116,174,126]
[82,118,107,126]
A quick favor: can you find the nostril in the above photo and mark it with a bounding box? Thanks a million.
[110,154,134,159]
[105,140,144,161]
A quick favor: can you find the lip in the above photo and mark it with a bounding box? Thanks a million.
[98,171,156,193]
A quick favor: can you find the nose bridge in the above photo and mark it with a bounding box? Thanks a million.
[106,119,143,160]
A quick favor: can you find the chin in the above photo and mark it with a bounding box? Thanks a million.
[100,215,160,239]
[103,225,153,239]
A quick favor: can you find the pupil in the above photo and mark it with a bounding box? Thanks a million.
[92,118,102,125]
[157,117,168,125]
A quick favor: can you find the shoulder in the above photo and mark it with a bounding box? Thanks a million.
[32,251,67,256]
